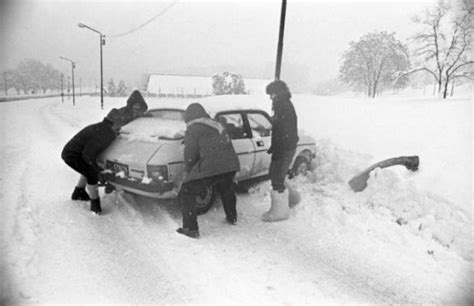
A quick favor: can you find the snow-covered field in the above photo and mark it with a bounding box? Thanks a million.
[0,90,472,304]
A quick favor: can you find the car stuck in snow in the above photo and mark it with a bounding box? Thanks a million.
[98,96,316,214]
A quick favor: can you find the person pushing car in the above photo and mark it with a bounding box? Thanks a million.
[61,90,148,214]
[61,109,124,214]
[177,103,240,238]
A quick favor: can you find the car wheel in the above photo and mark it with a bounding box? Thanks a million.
[290,156,310,178]
[194,184,217,215]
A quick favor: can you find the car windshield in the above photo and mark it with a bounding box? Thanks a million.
[120,109,186,142]
[147,109,185,121]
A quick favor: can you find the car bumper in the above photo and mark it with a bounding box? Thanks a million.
[102,173,178,199]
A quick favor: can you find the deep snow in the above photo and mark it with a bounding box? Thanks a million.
[0,90,472,304]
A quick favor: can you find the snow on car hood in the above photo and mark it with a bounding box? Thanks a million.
[120,117,186,142]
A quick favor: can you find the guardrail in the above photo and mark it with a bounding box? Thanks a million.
[0,93,95,103]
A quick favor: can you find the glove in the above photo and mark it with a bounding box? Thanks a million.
[98,172,107,186]
[175,170,188,192]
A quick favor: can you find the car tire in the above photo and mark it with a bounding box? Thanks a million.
[194,184,217,215]
[290,156,310,178]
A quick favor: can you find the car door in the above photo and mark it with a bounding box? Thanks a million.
[215,111,255,181]
[245,111,273,178]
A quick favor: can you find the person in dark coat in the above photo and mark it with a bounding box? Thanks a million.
[177,103,240,238]
[116,90,148,125]
[61,109,124,214]
[262,80,299,222]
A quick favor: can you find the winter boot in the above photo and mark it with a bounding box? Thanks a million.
[71,187,90,201]
[90,198,102,214]
[261,189,290,222]
[226,215,237,225]
[176,227,200,238]
[285,180,301,208]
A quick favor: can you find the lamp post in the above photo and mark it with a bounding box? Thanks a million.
[274,0,287,80]
[60,73,64,103]
[59,56,76,105]
[78,22,105,109]
[3,72,8,96]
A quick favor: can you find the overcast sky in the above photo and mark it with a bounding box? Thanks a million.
[1,0,435,91]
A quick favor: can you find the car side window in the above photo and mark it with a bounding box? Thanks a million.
[216,113,248,139]
[247,112,272,137]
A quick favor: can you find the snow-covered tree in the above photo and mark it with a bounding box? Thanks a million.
[107,79,116,96]
[212,72,246,95]
[116,80,128,96]
[3,59,62,95]
[406,0,473,98]
[339,31,410,98]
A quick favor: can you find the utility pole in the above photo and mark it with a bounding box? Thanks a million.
[60,56,76,105]
[61,73,64,103]
[274,0,287,80]
[3,72,7,96]
[78,23,105,109]
[67,76,70,100]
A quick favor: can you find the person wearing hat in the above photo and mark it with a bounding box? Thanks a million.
[116,89,148,125]
[177,103,240,238]
[262,80,299,222]
[61,109,124,214]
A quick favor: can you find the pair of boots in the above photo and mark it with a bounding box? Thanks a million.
[71,186,102,214]
[261,184,301,222]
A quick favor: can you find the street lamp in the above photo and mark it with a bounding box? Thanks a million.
[3,72,8,96]
[78,22,105,109]
[59,56,76,105]
[274,0,287,80]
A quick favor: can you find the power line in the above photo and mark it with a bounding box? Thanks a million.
[107,0,179,38]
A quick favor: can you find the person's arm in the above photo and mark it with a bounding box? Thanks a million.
[269,105,284,155]
[183,128,199,172]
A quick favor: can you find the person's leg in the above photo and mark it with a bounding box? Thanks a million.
[263,150,296,222]
[76,175,87,188]
[216,172,237,224]
[63,157,91,201]
[75,158,101,213]
[270,149,296,192]
[177,180,202,237]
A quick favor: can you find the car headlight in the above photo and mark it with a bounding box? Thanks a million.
[147,165,168,182]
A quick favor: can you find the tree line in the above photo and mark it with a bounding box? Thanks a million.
[2,59,63,95]
[1,58,131,97]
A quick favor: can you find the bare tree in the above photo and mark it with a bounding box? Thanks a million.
[408,0,473,98]
[339,31,410,98]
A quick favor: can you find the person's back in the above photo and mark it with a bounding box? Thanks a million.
[177,103,240,238]
[184,117,239,182]
[61,120,117,166]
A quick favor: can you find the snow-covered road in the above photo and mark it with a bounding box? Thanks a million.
[1,96,472,304]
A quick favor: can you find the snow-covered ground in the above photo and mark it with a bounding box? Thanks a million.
[0,89,472,304]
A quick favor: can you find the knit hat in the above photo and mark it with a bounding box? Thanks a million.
[105,108,124,126]
[126,90,148,112]
[184,103,210,123]
[266,80,291,98]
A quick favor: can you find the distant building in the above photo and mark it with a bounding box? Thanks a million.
[147,74,212,97]
[146,74,271,97]
[244,78,272,95]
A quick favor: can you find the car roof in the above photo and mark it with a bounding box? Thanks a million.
[146,95,272,118]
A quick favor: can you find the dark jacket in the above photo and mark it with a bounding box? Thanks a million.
[116,90,149,125]
[61,119,117,174]
[270,95,299,159]
[183,103,240,183]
